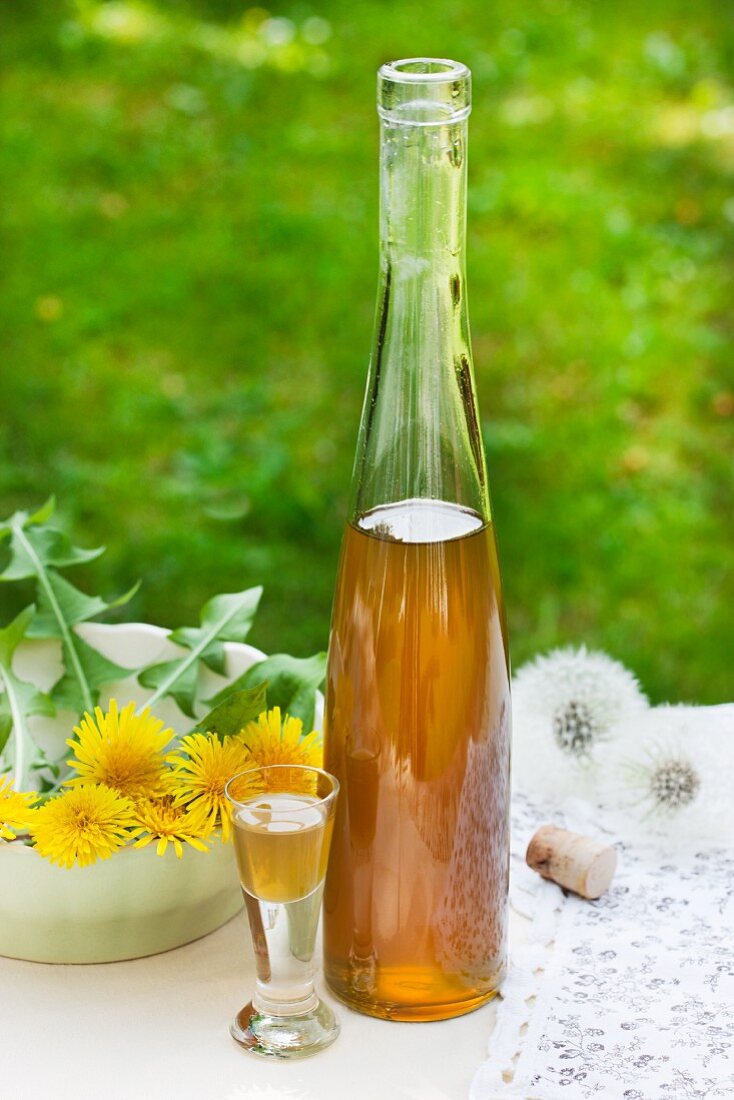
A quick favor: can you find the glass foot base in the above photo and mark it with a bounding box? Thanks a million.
[230,998,340,1060]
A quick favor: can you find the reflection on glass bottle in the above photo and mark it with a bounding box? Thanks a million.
[345,730,380,990]
[324,59,511,1022]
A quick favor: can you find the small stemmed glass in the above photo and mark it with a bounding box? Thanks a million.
[225,764,340,1059]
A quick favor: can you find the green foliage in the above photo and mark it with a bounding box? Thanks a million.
[0,502,104,582]
[0,501,135,713]
[191,682,268,740]
[0,709,11,760]
[0,606,55,788]
[139,586,262,715]
[1,1,732,702]
[0,505,321,790]
[207,652,327,730]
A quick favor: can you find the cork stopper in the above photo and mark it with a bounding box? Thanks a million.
[526,824,618,900]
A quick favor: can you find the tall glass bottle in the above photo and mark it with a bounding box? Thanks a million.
[323,59,511,1022]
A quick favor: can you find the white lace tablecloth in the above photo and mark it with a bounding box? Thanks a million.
[474,704,734,1100]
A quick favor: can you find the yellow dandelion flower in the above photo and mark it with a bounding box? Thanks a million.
[133,798,209,859]
[239,707,323,769]
[66,699,175,800]
[170,733,251,841]
[30,783,138,868]
[0,775,37,840]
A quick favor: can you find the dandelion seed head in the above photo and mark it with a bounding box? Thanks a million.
[649,758,700,811]
[553,699,595,757]
[512,646,648,798]
[603,704,732,842]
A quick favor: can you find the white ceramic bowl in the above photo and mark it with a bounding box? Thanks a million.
[0,622,310,964]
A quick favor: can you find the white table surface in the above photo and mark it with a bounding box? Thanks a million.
[1,911,522,1100]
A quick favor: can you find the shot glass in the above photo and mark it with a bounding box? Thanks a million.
[225,764,340,1059]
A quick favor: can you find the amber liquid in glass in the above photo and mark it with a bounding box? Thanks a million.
[324,498,511,1021]
[233,794,334,904]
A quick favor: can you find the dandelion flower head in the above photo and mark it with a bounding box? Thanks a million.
[133,797,209,858]
[170,732,252,840]
[30,783,138,868]
[239,707,322,770]
[66,699,175,800]
[0,775,37,840]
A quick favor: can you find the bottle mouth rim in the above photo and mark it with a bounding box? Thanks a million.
[378,58,471,125]
[378,58,470,85]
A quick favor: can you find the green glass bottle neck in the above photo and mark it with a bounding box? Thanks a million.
[349,114,489,526]
[379,116,467,268]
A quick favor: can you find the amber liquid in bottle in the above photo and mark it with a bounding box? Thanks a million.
[324,500,510,1021]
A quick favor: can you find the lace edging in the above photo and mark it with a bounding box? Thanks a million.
[469,871,564,1099]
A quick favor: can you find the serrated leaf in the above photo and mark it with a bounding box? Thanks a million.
[0,511,135,715]
[139,658,199,719]
[36,774,59,793]
[27,573,140,638]
[0,605,36,666]
[0,606,55,789]
[2,668,56,720]
[28,497,57,526]
[51,633,133,713]
[167,629,227,675]
[141,586,263,714]
[200,588,262,642]
[0,498,55,543]
[0,609,54,721]
[165,589,262,678]
[29,746,62,779]
[200,644,227,676]
[0,524,104,582]
[0,699,12,757]
[190,682,268,740]
[206,652,326,730]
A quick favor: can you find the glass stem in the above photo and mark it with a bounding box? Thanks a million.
[246,891,322,1018]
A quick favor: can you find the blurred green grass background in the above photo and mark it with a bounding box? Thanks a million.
[1,0,732,703]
